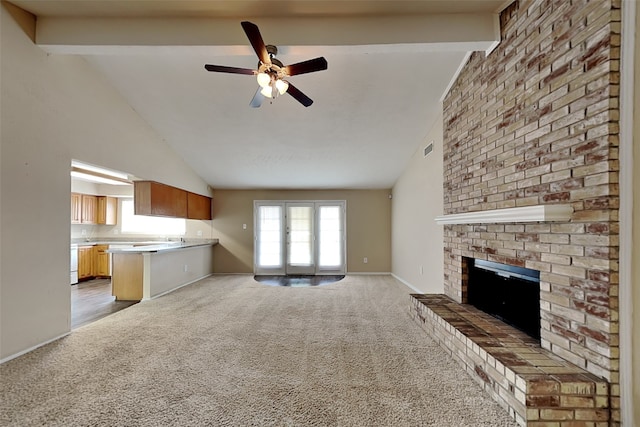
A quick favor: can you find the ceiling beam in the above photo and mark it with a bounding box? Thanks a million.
[35,14,499,54]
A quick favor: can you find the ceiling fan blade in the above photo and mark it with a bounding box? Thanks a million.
[241,21,269,64]
[284,57,328,76]
[250,88,265,108]
[204,64,255,75]
[286,82,313,107]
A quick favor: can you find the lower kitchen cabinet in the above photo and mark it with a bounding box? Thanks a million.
[94,245,110,277]
[78,245,111,280]
[78,246,94,280]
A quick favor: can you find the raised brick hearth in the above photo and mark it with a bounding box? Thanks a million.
[437,0,621,423]
[410,294,609,426]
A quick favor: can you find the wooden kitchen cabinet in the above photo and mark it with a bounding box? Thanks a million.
[94,245,110,277]
[72,193,118,225]
[71,193,82,224]
[112,253,143,301]
[97,196,117,225]
[78,246,95,280]
[187,192,212,220]
[81,195,98,224]
[134,181,188,218]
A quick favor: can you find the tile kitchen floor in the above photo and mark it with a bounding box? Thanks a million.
[71,278,137,329]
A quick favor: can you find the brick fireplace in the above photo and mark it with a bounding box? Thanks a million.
[410,0,621,425]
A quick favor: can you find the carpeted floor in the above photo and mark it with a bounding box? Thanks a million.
[0,275,517,426]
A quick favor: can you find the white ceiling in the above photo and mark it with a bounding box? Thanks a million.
[10,1,508,190]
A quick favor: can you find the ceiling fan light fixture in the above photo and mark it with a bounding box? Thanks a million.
[260,85,273,98]
[257,72,271,88]
[275,79,289,95]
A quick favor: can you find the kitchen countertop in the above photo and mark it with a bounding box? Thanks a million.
[106,239,218,254]
[72,239,183,246]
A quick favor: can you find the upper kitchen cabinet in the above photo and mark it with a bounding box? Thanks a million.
[97,196,117,225]
[81,195,98,224]
[71,193,82,224]
[135,181,188,218]
[72,193,119,225]
[187,192,212,220]
[134,181,211,219]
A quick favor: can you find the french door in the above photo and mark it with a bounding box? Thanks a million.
[254,201,346,275]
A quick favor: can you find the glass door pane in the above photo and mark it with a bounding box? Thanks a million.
[316,202,345,275]
[286,204,315,275]
[255,204,285,275]
[318,206,342,267]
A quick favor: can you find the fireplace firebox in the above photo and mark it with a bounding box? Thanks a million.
[467,259,541,340]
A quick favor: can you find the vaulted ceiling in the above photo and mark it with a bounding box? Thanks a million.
[9,1,508,189]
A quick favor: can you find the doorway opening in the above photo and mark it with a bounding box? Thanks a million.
[70,159,137,329]
[254,201,346,276]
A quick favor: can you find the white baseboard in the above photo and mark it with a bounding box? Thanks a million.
[145,273,213,301]
[211,272,253,275]
[0,332,70,365]
[391,273,424,294]
[346,272,391,276]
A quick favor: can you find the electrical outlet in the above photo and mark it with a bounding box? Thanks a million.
[363,257,368,264]
[197,230,203,237]
[183,265,188,272]
[242,224,247,230]
[81,229,87,236]
[113,229,119,235]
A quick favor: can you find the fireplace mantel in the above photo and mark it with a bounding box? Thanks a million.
[434,204,573,225]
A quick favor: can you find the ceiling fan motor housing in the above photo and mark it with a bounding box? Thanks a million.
[266,44,278,57]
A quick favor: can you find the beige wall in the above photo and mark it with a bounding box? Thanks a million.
[0,4,210,360]
[632,2,640,423]
[210,189,391,274]
[391,111,444,292]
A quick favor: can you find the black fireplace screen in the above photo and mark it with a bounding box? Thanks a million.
[467,259,541,341]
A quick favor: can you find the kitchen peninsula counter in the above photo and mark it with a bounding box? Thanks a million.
[106,239,218,253]
[107,240,217,301]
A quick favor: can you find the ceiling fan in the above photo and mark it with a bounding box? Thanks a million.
[204,21,328,108]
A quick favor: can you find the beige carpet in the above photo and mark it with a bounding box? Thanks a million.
[1,275,517,426]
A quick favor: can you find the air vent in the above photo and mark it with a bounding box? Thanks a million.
[423,142,434,157]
